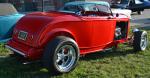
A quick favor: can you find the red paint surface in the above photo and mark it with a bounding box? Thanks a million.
[7,11,130,60]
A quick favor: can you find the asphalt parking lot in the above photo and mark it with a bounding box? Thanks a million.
[131,9,150,27]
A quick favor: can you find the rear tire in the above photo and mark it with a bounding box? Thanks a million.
[133,31,148,51]
[42,36,79,74]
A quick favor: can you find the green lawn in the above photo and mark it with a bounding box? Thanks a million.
[0,30,150,78]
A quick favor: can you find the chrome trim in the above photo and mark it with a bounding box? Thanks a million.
[5,45,26,57]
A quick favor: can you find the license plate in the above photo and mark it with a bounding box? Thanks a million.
[18,31,28,40]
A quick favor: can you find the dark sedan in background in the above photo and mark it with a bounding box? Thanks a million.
[111,0,150,14]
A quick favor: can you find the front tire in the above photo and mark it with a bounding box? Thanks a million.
[43,36,79,74]
[133,31,148,51]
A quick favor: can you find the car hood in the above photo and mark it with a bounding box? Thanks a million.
[0,13,24,42]
[13,11,77,47]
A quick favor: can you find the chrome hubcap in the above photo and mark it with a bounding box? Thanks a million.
[140,34,147,50]
[55,45,76,72]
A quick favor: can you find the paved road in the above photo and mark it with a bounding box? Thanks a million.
[131,9,150,27]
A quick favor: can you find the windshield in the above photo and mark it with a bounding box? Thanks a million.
[59,5,82,13]
[60,3,111,13]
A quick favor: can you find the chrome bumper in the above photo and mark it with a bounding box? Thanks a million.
[5,45,26,57]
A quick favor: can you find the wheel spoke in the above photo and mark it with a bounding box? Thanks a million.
[61,48,65,55]
[56,58,61,63]
[62,59,66,66]
[140,35,147,49]
[56,53,64,63]
[142,42,145,47]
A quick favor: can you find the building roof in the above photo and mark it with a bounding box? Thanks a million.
[65,1,110,7]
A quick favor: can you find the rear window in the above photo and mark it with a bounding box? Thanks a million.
[0,3,18,16]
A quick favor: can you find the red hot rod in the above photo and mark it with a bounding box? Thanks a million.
[6,1,148,74]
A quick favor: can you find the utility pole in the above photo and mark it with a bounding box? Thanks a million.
[42,0,44,12]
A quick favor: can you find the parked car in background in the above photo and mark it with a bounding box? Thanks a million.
[0,3,24,43]
[6,1,148,74]
[143,0,150,9]
[111,0,150,14]
[111,8,132,19]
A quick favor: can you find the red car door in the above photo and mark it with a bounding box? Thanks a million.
[92,16,116,48]
[82,16,116,48]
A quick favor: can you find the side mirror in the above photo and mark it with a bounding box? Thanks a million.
[116,13,119,17]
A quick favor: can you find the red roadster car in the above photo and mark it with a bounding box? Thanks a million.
[6,1,148,74]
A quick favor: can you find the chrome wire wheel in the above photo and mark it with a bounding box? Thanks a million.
[55,45,76,72]
[133,31,148,51]
[43,36,79,74]
[140,32,148,50]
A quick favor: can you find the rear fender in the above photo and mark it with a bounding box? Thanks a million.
[38,28,76,47]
